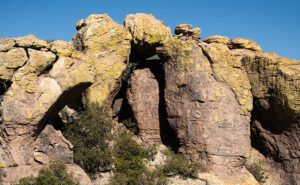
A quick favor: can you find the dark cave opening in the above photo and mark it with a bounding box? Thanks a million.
[250,96,298,162]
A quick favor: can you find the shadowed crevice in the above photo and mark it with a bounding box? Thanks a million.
[34,82,92,139]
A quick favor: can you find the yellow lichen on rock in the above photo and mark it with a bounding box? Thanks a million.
[125,13,172,46]
[49,56,95,91]
[50,40,74,57]
[0,48,28,80]
[228,38,262,52]
[243,54,300,114]
[199,42,254,118]
[203,35,230,44]
[73,14,132,106]
[15,34,49,49]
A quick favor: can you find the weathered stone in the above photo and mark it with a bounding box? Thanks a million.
[50,40,74,57]
[157,38,251,174]
[0,48,28,80]
[1,55,94,166]
[3,163,91,185]
[34,125,73,164]
[228,38,262,52]
[17,49,56,76]
[58,106,79,124]
[242,54,300,184]
[127,68,161,143]
[125,13,172,59]
[247,148,283,185]
[174,24,201,40]
[199,41,254,119]
[49,56,94,91]
[0,38,15,52]
[15,34,49,48]
[73,14,132,106]
[203,35,229,44]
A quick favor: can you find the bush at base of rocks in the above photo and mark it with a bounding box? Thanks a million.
[158,149,203,179]
[62,104,114,174]
[109,132,203,185]
[17,161,79,185]
[245,160,268,183]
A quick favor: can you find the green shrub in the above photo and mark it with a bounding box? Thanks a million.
[17,161,79,185]
[245,160,268,183]
[122,118,138,134]
[110,133,150,185]
[109,132,202,185]
[158,149,202,179]
[62,104,114,174]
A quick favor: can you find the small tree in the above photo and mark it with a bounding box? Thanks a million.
[62,104,114,174]
[17,161,79,185]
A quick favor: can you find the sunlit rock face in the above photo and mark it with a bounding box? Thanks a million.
[0,12,299,185]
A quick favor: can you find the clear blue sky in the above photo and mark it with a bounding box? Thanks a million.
[1,0,299,60]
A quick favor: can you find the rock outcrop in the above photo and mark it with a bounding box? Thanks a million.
[242,53,300,184]
[157,37,253,184]
[0,12,299,185]
[174,24,201,40]
[127,68,161,143]
[0,34,95,184]
[125,13,172,60]
[73,14,132,106]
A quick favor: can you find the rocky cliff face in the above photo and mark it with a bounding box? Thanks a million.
[0,13,299,185]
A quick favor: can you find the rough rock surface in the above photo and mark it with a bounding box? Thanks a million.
[0,34,95,183]
[157,37,251,176]
[0,47,28,81]
[127,68,161,143]
[125,13,172,60]
[242,53,300,184]
[34,125,73,165]
[247,148,283,185]
[228,38,262,52]
[73,14,132,106]
[0,12,299,185]
[3,163,91,185]
[174,24,201,40]
[198,41,254,119]
[203,35,229,44]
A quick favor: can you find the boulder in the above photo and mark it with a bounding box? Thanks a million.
[127,68,161,143]
[0,48,28,81]
[125,13,172,60]
[33,125,73,165]
[50,40,74,57]
[228,38,262,52]
[15,34,49,49]
[3,163,91,185]
[174,24,201,40]
[203,35,229,44]
[157,37,251,180]
[73,14,132,106]
[0,38,15,52]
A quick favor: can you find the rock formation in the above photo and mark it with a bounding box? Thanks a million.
[127,68,161,143]
[0,12,299,185]
[73,14,132,106]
